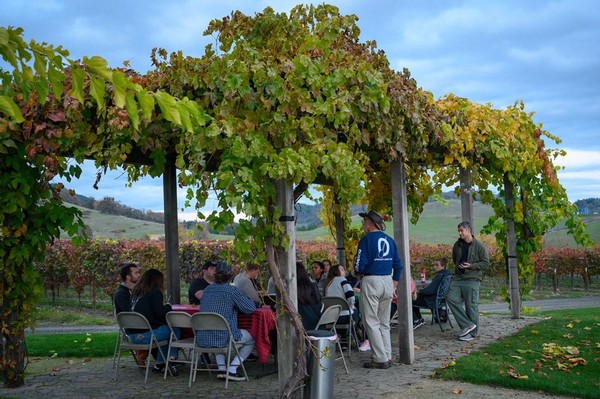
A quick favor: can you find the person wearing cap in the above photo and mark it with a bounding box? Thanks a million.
[188,260,218,305]
[196,260,257,381]
[353,210,402,369]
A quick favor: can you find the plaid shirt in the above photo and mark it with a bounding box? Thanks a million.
[197,282,256,348]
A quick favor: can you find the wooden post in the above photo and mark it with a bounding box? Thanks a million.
[391,161,414,364]
[275,179,298,396]
[334,199,347,268]
[163,156,180,304]
[459,166,473,226]
[504,174,520,319]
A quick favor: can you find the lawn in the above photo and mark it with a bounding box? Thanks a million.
[436,307,600,399]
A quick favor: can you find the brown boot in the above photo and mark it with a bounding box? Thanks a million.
[136,350,149,365]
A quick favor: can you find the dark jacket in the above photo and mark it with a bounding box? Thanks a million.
[114,284,132,314]
[298,284,322,331]
[130,287,171,332]
[451,237,490,281]
[418,269,452,308]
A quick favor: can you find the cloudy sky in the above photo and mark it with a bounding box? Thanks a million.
[3,0,599,219]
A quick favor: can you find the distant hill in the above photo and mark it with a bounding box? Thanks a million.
[63,194,600,247]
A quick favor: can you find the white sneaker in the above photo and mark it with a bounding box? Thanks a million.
[459,333,475,341]
[359,340,371,352]
[459,324,476,337]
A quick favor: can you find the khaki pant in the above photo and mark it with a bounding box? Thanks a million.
[360,275,393,363]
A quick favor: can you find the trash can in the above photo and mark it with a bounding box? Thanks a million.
[305,330,337,399]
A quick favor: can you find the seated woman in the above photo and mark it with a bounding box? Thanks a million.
[296,261,322,331]
[323,264,358,327]
[129,268,181,374]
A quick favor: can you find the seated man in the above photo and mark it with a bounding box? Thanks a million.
[233,262,262,305]
[188,260,217,305]
[412,258,451,329]
[196,261,257,381]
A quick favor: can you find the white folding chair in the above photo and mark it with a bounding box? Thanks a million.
[315,304,349,374]
[164,311,196,386]
[114,312,170,383]
[321,296,360,359]
[190,312,249,389]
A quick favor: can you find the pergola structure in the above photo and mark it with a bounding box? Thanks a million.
[2,5,591,394]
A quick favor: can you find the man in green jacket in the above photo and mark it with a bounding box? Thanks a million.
[448,221,490,341]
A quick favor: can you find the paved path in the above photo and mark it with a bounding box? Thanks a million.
[4,297,598,399]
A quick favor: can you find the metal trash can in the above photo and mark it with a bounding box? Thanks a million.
[305,329,337,399]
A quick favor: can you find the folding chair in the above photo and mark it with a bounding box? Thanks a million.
[315,304,349,374]
[114,312,170,383]
[321,296,360,359]
[164,311,196,386]
[415,274,454,332]
[190,312,249,389]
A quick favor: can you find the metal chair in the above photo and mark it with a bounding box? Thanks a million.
[321,296,360,359]
[190,312,249,389]
[315,304,349,374]
[415,274,454,332]
[114,312,170,383]
[164,311,196,386]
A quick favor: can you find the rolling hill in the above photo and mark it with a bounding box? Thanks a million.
[66,201,599,247]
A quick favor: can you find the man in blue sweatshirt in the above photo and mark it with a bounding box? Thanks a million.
[354,210,402,369]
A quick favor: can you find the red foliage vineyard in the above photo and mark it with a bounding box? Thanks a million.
[37,239,600,304]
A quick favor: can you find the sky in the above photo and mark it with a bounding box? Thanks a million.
[2,0,599,220]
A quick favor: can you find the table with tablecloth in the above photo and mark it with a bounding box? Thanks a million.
[171,304,276,364]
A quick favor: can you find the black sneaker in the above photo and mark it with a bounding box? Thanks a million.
[246,353,259,362]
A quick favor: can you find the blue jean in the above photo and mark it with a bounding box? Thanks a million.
[129,325,180,363]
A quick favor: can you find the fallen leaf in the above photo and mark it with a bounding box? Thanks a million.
[566,323,574,329]
[568,358,587,366]
[583,327,591,331]
[530,330,540,335]
[510,355,523,360]
[563,334,573,339]
[414,344,422,350]
[451,388,462,394]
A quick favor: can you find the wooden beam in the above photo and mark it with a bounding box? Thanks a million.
[334,199,347,268]
[459,166,473,226]
[504,174,521,319]
[391,160,414,364]
[275,179,297,395]
[163,156,180,304]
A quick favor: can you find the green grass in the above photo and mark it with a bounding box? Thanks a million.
[436,307,600,399]
[26,332,117,357]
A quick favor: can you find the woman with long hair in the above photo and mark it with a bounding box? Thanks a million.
[323,265,357,326]
[296,261,322,331]
[129,268,181,374]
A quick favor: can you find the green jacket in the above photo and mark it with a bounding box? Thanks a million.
[452,237,489,281]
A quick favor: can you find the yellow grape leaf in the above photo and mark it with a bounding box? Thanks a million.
[51,352,58,358]
[530,330,540,335]
[414,344,422,350]
[517,349,533,354]
[566,323,574,329]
